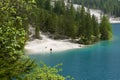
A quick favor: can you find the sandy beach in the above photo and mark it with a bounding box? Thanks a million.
[25,33,84,54]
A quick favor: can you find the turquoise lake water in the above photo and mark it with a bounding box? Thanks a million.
[30,23,120,80]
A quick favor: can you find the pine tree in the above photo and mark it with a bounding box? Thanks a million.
[84,12,93,44]
[78,5,89,44]
[45,0,51,11]
[79,5,86,37]
[92,15,100,42]
[75,6,81,36]
[35,0,45,8]
[31,8,41,39]
[53,0,65,15]
[64,3,77,38]
[100,16,112,40]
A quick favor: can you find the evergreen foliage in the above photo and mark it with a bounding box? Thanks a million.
[34,0,113,44]
[72,0,120,17]
[100,16,112,40]
[92,15,100,42]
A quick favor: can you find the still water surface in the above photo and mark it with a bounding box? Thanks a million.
[30,23,120,80]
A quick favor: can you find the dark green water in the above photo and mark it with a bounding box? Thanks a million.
[30,23,120,80]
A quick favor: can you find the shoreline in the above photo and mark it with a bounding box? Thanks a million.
[109,18,120,23]
[25,34,84,54]
[25,20,120,54]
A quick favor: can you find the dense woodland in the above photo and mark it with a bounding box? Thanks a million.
[34,0,112,44]
[72,0,120,17]
[0,0,112,80]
